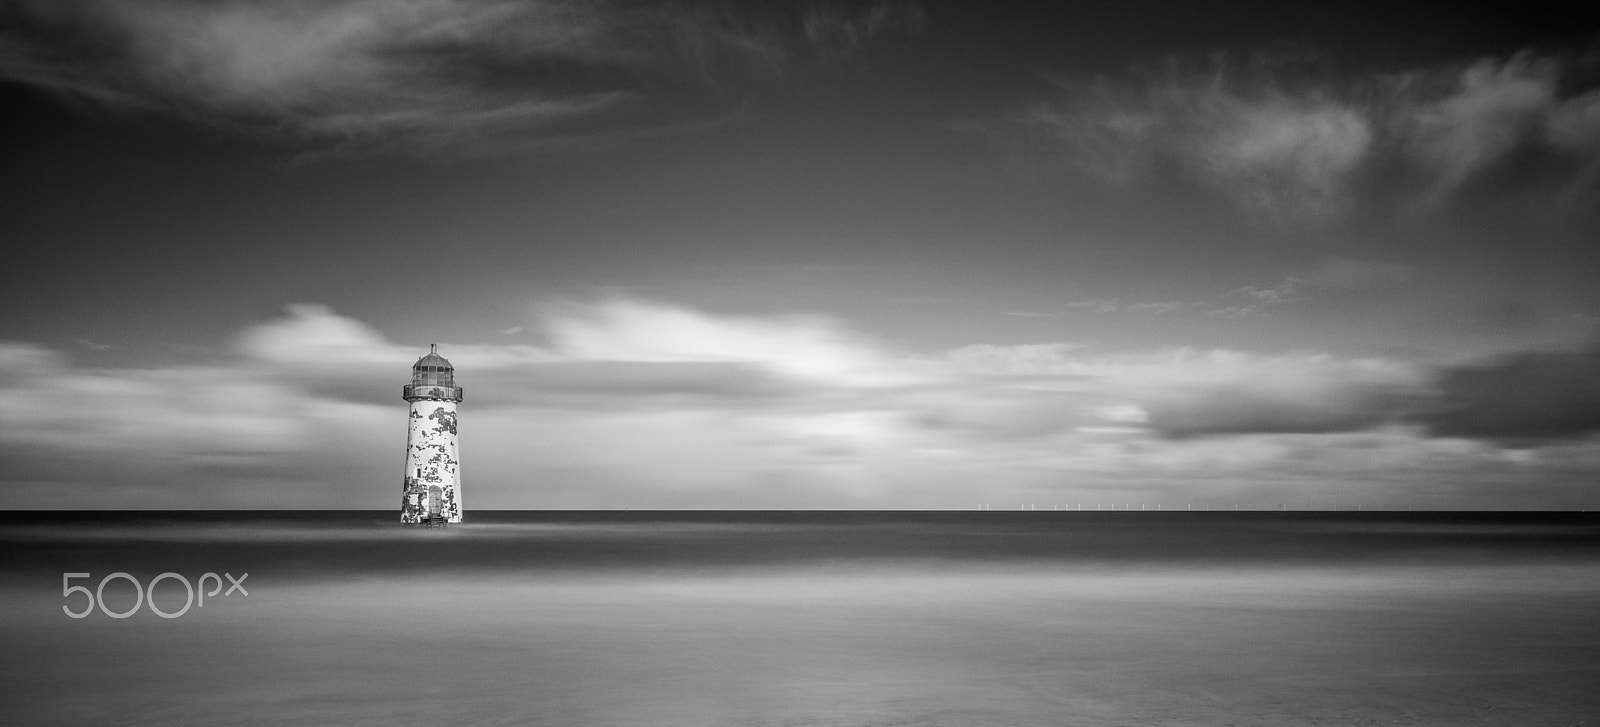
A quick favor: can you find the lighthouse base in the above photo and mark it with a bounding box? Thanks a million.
[400,478,462,524]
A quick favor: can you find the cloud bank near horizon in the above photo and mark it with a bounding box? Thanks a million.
[3,300,1597,510]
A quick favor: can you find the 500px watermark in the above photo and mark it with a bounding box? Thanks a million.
[62,572,248,619]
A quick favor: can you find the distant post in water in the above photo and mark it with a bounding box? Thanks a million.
[401,344,464,524]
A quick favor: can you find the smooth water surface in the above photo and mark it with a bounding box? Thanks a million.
[4,511,1598,726]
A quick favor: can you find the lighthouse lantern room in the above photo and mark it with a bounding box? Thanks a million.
[401,344,464,524]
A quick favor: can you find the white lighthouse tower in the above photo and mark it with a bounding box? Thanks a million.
[401,344,464,524]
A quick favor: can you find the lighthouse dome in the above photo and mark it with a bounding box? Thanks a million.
[411,344,455,386]
[414,350,453,370]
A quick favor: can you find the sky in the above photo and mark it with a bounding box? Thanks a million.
[3,0,1599,510]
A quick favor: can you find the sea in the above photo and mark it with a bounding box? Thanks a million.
[4,511,1598,726]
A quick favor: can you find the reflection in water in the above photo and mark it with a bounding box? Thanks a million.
[4,512,1599,726]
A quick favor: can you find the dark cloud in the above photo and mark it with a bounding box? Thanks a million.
[1134,341,1600,443]
[0,0,922,157]
[1142,384,1416,438]
[1413,344,1600,444]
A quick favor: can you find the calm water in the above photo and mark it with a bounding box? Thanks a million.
[4,511,1599,726]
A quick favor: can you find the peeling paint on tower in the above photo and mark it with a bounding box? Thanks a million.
[401,344,464,524]
[429,408,457,435]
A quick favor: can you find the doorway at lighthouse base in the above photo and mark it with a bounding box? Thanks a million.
[401,479,459,524]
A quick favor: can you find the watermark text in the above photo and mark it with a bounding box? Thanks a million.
[62,572,248,619]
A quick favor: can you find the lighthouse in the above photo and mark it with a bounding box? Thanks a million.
[401,344,464,524]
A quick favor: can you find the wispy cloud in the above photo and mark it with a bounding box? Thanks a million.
[1227,277,1304,304]
[1006,268,1371,319]
[0,0,922,157]
[802,1,925,60]
[996,49,1600,225]
[1392,55,1559,206]
[1004,53,1377,224]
